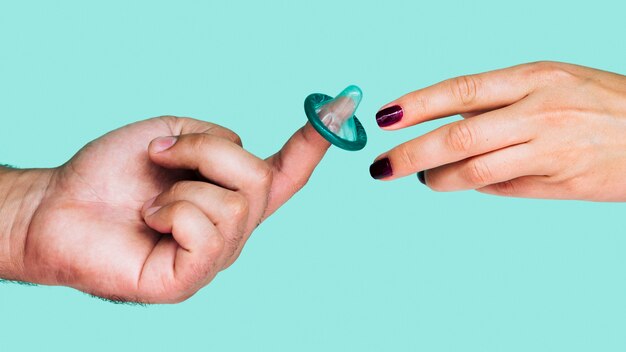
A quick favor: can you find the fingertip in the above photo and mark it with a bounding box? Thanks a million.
[375,105,404,129]
[417,171,426,185]
[142,204,171,235]
[369,157,393,180]
[141,196,157,214]
[144,205,162,218]
[141,195,161,222]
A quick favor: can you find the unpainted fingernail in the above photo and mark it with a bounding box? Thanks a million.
[144,206,162,217]
[142,196,157,212]
[152,136,178,153]
[417,171,426,185]
[376,105,403,127]
[369,157,393,179]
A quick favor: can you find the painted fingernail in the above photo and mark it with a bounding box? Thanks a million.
[369,158,393,179]
[417,171,426,185]
[152,136,178,153]
[376,105,403,127]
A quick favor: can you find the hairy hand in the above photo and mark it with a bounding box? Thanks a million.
[19,116,329,303]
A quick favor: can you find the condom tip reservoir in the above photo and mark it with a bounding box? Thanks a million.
[304,85,367,151]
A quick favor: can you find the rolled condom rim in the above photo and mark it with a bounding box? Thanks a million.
[304,92,367,151]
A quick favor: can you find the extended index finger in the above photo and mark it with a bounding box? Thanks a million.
[376,63,540,130]
[371,104,537,180]
[263,122,331,220]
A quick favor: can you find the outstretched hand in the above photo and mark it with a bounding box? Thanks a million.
[371,62,626,201]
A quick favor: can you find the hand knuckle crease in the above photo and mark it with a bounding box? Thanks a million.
[413,96,429,114]
[397,146,420,169]
[192,134,211,151]
[467,160,492,185]
[447,123,476,152]
[450,75,480,106]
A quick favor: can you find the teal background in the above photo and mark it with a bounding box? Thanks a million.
[1,1,626,351]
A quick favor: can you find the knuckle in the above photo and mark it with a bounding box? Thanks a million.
[446,122,478,153]
[464,159,493,186]
[396,144,420,170]
[206,125,242,146]
[223,192,249,219]
[155,115,185,136]
[189,133,213,152]
[215,126,242,146]
[528,61,577,84]
[170,200,193,217]
[448,75,481,106]
[534,102,589,128]
[529,61,561,73]
[410,94,430,115]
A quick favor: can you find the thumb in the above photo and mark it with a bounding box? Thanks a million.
[263,122,331,219]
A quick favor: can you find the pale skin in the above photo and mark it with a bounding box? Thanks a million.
[372,61,626,201]
[3,61,626,303]
[0,116,330,303]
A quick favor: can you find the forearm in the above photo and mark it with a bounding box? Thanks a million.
[0,166,52,280]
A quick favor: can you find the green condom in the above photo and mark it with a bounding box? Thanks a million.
[304,85,367,151]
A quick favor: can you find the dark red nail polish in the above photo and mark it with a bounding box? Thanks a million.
[369,158,393,179]
[376,105,403,127]
[417,171,426,185]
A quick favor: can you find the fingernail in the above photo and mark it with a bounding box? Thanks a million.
[417,171,426,185]
[144,206,162,217]
[152,136,178,153]
[369,158,393,179]
[142,196,157,213]
[376,105,403,127]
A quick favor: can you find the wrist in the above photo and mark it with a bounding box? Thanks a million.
[0,166,54,281]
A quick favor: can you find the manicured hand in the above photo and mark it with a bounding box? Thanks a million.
[370,62,626,201]
[2,116,329,303]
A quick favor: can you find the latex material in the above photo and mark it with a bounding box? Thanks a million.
[304,85,367,151]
